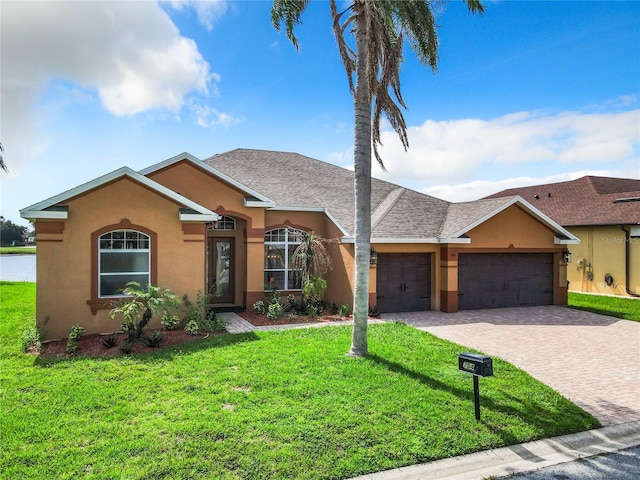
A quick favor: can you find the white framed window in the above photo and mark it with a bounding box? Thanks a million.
[98,230,150,297]
[213,215,236,230]
[264,227,307,290]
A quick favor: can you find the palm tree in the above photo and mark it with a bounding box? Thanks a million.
[0,142,7,173]
[272,0,484,356]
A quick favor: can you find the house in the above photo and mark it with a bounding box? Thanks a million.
[21,149,578,338]
[485,176,640,298]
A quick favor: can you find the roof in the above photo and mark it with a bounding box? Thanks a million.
[20,167,218,223]
[204,149,575,243]
[484,176,640,226]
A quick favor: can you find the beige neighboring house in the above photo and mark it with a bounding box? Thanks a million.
[486,176,640,298]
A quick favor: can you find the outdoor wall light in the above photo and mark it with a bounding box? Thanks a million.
[370,247,378,266]
[562,248,572,264]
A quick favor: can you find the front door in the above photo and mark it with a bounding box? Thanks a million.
[208,238,234,303]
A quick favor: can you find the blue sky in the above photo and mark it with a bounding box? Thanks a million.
[2,0,639,227]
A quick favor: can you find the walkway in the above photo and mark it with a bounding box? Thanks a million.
[386,306,640,427]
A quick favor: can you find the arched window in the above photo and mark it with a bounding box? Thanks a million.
[264,227,307,290]
[98,230,150,297]
[212,215,236,230]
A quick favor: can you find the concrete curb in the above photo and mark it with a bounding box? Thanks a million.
[348,420,640,480]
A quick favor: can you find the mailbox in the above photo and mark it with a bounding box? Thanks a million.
[458,352,493,377]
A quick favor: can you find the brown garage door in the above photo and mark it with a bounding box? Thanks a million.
[376,253,431,313]
[458,253,553,310]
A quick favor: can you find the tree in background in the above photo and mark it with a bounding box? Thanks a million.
[1,219,28,246]
[272,0,484,356]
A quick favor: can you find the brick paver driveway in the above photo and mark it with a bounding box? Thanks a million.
[385,306,640,427]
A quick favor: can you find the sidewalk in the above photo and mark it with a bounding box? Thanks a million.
[348,421,640,480]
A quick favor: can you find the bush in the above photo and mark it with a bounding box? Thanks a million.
[101,334,119,349]
[267,302,283,321]
[185,319,199,335]
[20,324,42,353]
[119,339,133,355]
[253,300,266,315]
[141,331,165,348]
[307,305,318,319]
[66,324,85,354]
[161,314,180,331]
[200,312,229,332]
[337,304,350,317]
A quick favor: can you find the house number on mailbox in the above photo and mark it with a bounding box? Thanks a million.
[458,352,494,421]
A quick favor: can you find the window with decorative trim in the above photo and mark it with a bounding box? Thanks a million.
[212,215,236,230]
[264,227,307,290]
[98,230,150,297]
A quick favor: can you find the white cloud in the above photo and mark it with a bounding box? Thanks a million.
[372,108,640,185]
[166,0,228,31]
[0,0,219,171]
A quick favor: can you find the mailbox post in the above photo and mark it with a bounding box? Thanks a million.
[458,353,493,421]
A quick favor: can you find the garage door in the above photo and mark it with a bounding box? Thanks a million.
[458,253,553,310]
[376,253,431,313]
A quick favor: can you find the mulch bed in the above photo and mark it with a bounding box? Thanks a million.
[237,311,352,327]
[38,330,220,359]
[35,312,364,359]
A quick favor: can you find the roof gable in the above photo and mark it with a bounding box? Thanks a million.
[440,196,578,244]
[20,167,218,222]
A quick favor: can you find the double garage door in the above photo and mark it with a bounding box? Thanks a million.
[458,253,554,310]
[376,252,554,313]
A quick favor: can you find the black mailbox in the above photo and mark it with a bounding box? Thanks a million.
[458,352,493,377]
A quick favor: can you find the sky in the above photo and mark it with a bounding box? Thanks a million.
[1,0,639,227]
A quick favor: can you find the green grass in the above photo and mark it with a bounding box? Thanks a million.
[569,291,640,322]
[0,246,36,254]
[1,282,599,480]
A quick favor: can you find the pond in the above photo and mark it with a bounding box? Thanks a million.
[0,255,36,282]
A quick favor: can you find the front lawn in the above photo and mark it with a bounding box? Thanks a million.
[569,291,640,322]
[1,282,599,480]
[0,246,36,255]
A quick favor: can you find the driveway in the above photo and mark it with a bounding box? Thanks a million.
[384,306,640,427]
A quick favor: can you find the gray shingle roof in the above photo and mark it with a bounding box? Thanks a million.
[205,148,452,238]
[202,148,568,240]
[485,176,640,226]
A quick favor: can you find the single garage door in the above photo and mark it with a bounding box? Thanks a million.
[376,253,431,313]
[458,253,553,310]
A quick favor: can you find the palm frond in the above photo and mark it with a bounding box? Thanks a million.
[271,0,311,50]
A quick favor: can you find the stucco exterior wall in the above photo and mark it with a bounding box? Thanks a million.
[36,178,206,338]
[439,205,568,312]
[567,226,640,297]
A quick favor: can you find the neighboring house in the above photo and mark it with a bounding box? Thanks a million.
[21,149,578,338]
[486,176,640,298]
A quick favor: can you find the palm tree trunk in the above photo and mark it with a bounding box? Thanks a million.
[348,7,371,357]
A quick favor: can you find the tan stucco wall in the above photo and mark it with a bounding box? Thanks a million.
[36,178,206,338]
[463,205,559,249]
[567,226,640,296]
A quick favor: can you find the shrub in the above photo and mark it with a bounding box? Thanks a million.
[101,334,119,349]
[182,291,214,328]
[267,302,283,321]
[20,324,42,353]
[141,331,165,348]
[368,305,380,318]
[307,305,318,319]
[119,339,133,355]
[185,319,199,335]
[337,304,351,317]
[253,300,266,315]
[111,282,178,342]
[161,314,180,331]
[302,275,327,303]
[66,324,86,354]
[200,312,229,332]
